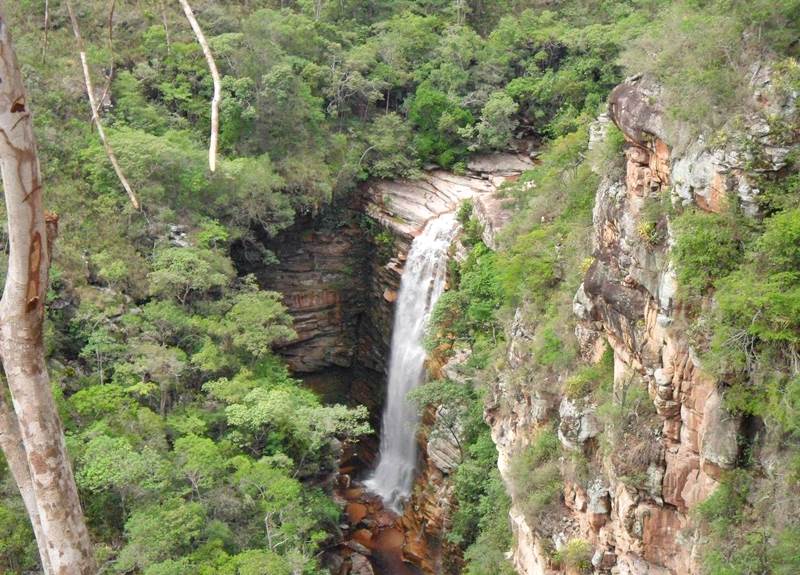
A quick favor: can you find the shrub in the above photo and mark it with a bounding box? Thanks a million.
[671,209,744,298]
[510,429,562,524]
[564,348,613,399]
[555,539,592,573]
[408,81,473,168]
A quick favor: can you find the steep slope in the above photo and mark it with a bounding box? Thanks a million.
[487,71,798,574]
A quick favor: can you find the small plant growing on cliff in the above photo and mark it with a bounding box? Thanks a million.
[373,229,395,264]
[636,220,660,245]
[510,428,563,526]
[564,349,613,399]
[457,199,474,226]
[671,208,745,299]
[554,539,593,573]
[636,194,670,246]
[457,199,484,246]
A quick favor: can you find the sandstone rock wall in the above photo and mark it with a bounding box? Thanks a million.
[238,216,371,374]
[488,74,796,575]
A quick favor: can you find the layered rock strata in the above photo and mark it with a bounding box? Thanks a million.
[488,73,796,575]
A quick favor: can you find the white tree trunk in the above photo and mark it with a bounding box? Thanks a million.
[65,0,139,209]
[0,400,52,574]
[179,0,221,172]
[0,11,97,574]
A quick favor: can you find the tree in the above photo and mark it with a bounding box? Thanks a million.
[361,113,420,179]
[179,0,221,172]
[148,246,234,305]
[463,90,519,150]
[65,0,139,209]
[0,10,96,574]
[174,434,226,495]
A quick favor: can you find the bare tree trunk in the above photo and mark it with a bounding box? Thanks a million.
[0,399,52,575]
[41,0,49,63]
[65,0,139,210]
[0,12,97,574]
[178,0,220,172]
[159,0,171,52]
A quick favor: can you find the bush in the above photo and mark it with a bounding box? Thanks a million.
[671,209,745,298]
[408,81,473,168]
[555,539,592,573]
[564,348,613,399]
[510,429,562,524]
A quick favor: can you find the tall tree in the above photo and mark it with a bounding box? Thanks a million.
[0,10,97,574]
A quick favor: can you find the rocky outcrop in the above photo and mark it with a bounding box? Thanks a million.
[243,217,370,373]
[487,73,797,575]
[363,161,526,249]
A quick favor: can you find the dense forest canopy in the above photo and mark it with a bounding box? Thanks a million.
[0,0,799,574]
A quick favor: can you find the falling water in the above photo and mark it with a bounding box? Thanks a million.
[366,212,460,512]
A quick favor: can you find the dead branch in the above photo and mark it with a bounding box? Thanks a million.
[65,0,140,209]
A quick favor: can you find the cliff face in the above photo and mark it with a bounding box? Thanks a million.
[242,217,371,374]
[244,156,527,383]
[327,157,530,575]
[361,158,528,574]
[488,73,796,575]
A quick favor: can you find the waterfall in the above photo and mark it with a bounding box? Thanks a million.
[366,212,460,511]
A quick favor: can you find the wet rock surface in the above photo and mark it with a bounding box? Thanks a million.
[333,480,424,575]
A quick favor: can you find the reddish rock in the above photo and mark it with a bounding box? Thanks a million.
[352,529,374,547]
[373,527,404,552]
[346,503,368,525]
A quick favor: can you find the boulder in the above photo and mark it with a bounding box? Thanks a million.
[558,397,601,451]
[350,553,374,575]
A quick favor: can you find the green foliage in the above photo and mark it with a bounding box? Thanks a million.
[693,469,800,575]
[564,347,613,399]
[148,247,235,305]
[554,539,593,573]
[362,113,420,179]
[463,90,519,151]
[497,127,598,307]
[426,242,502,354]
[672,209,745,299]
[456,199,474,227]
[509,429,562,524]
[213,279,296,363]
[620,0,800,143]
[116,498,207,572]
[408,81,473,167]
[0,501,37,572]
[221,373,370,472]
[698,208,800,433]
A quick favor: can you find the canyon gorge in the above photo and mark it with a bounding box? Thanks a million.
[251,68,799,575]
[2,4,799,575]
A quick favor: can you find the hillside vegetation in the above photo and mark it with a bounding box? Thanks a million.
[1,1,799,574]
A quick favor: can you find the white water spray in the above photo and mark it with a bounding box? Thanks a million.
[366,213,460,511]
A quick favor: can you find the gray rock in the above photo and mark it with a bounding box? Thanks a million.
[350,553,375,575]
[587,480,611,516]
[558,397,601,451]
[700,390,739,470]
[467,152,533,175]
[608,75,667,143]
